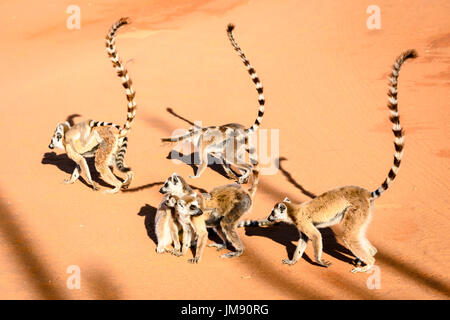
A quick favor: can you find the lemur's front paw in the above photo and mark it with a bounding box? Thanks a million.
[91,183,100,191]
[63,179,74,185]
[104,187,120,194]
[317,259,332,268]
[220,251,243,259]
[208,243,226,251]
[171,249,183,257]
[282,259,297,266]
[351,265,373,273]
[188,257,200,264]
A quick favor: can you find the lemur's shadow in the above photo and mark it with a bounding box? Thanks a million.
[41,152,114,188]
[137,204,158,245]
[243,224,357,267]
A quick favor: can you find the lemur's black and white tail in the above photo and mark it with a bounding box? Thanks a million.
[237,219,273,228]
[106,17,137,137]
[116,137,131,173]
[370,49,417,201]
[105,17,136,174]
[89,120,121,131]
[227,24,265,134]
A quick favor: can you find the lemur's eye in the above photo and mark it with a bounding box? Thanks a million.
[57,133,62,139]
[189,205,197,211]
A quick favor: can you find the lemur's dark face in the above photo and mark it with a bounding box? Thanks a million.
[159,173,182,194]
[49,123,65,150]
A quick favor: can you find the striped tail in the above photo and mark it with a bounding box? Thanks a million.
[237,219,273,228]
[105,17,137,138]
[226,24,265,134]
[370,49,417,201]
[116,137,131,172]
[89,120,121,131]
[116,136,134,188]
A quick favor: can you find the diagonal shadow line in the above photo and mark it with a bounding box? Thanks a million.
[86,268,122,300]
[277,157,317,199]
[375,248,450,298]
[0,195,68,299]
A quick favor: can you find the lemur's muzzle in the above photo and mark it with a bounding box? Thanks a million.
[192,209,203,217]
[49,143,54,149]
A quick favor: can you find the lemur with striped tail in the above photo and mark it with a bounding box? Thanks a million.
[48,17,137,193]
[155,173,196,254]
[161,24,265,184]
[265,50,417,273]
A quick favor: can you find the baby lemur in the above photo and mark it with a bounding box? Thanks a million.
[157,171,259,263]
[155,173,196,254]
[161,24,264,184]
[174,181,257,263]
[48,17,136,193]
[265,50,417,273]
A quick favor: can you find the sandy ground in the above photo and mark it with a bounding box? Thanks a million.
[0,0,449,300]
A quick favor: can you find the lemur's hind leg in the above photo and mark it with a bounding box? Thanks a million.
[208,226,228,251]
[342,206,375,273]
[219,196,251,258]
[212,153,239,181]
[220,219,244,258]
[66,144,98,190]
[301,223,332,267]
[94,128,122,194]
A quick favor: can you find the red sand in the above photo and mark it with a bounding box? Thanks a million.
[0,0,449,299]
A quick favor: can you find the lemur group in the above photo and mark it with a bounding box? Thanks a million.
[49,18,417,273]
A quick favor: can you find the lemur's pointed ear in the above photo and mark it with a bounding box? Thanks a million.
[171,173,179,182]
[283,197,291,203]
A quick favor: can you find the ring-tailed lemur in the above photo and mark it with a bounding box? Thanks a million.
[48,17,137,192]
[161,24,265,184]
[265,50,417,273]
[155,173,197,254]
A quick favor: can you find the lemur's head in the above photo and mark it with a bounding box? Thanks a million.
[176,195,203,217]
[164,194,178,208]
[49,122,70,150]
[268,197,291,222]
[159,173,186,195]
